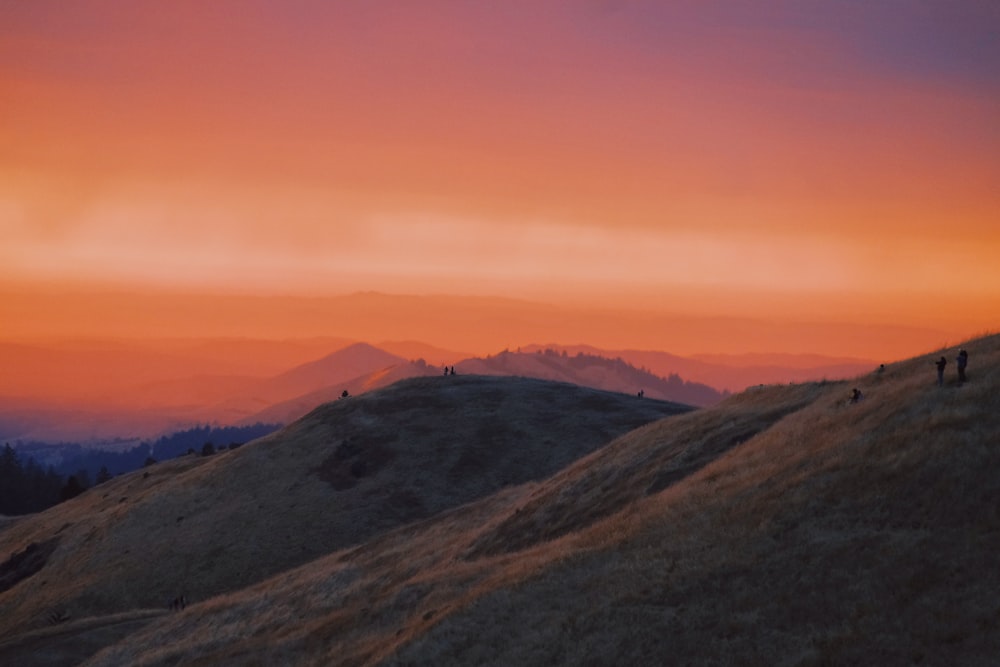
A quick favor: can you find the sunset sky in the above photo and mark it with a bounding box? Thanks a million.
[2,2,998,356]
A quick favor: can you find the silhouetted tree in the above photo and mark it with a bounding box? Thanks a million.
[60,475,84,502]
[73,468,91,489]
[201,442,216,456]
[0,443,25,513]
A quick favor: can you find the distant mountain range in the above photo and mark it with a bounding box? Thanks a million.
[0,338,876,444]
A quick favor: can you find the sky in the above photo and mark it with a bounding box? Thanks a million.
[2,1,998,355]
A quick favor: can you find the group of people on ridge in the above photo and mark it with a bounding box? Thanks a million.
[935,349,969,387]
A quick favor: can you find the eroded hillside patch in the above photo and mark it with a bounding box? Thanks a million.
[0,538,59,595]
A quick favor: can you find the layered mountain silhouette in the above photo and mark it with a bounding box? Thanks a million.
[0,334,997,665]
[0,343,419,442]
[244,347,727,427]
[2,340,750,442]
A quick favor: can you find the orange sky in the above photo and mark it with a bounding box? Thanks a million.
[2,2,998,356]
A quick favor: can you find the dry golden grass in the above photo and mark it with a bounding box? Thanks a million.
[0,376,686,665]
[77,333,1000,666]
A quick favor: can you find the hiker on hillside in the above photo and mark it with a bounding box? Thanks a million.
[849,388,864,404]
[956,349,968,383]
[935,356,947,386]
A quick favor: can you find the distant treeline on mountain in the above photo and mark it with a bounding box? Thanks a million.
[3,423,280,515]
[0,444,68,515]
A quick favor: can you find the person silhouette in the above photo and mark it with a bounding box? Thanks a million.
[956,349,968,383]
[935,356,947,386]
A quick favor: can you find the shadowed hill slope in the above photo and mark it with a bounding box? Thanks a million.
[0,376,689,657]
[83,334,1000,666]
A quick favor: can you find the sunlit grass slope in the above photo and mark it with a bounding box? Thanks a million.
[86,334,999,666]
[0,376,688,661]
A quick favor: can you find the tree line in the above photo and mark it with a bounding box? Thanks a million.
[1,423,280,516]
[0,444,77,515]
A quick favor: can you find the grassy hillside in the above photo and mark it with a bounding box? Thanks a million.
[77,333,1000,666]
[0,376,688,663]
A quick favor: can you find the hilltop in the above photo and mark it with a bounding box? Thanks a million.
[0,376,689,663]
[457,348,724,406]
[62,333,1000,666]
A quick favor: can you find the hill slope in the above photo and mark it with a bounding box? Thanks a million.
[0,376,689,660]
[78,334,1000,666]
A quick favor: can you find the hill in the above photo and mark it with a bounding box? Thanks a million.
[0,377,690,663]
[131,342,408,413]
[68,334,1000,666]
[240,359,443,426]
[458,348,725,406]
[249,342,407,404]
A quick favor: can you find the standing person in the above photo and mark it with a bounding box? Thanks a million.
[956,349,968,383]
[935,356,947,386]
